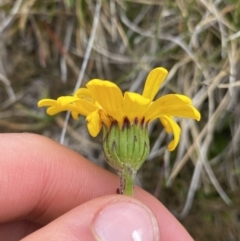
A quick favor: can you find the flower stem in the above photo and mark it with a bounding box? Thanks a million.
[118,167,136,196]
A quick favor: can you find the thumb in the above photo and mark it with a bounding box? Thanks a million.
[21,195,160,241]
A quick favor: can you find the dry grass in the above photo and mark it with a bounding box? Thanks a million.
[0,0,240,240]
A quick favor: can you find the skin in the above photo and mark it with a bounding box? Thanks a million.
[0,133,193,241]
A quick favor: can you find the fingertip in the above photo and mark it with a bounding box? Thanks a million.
[92,197,160,241]
[22,195,160,241]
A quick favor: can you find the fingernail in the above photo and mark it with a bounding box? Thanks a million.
[92,199,160,241]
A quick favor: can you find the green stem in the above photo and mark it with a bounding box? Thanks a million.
[118,167,136,196]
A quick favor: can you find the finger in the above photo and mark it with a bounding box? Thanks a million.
[0,133,193,241]
[0,221,41,241]
[22,195,190,241]
[0,133,117,223]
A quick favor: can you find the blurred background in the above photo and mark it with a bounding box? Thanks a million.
[0,0,240,240]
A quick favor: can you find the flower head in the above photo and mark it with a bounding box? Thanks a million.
[39,67,200,195]
[38,67,200,151]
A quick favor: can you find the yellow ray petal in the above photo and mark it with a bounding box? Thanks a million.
[57,96,79,107]
[159,116,172,133]
[160,116,181,151]
[70,104,92,116]
[46,106,68,115]
[161,105,200,120]
[155,94,192,106]
[71,111,79,120]
[57,94,98,116]
[124,92,150,122]
[142,67,168,101]
[38,99,57,107]
[145,98,201,121]
[43,99,95,117]
[143,94,193,119]
[75,88,95,103]
[87,79,124,124]
[99,109,112,127]
[86,110,102,137]
[73,99,98,114]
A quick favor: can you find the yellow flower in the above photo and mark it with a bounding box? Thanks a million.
[38,67,200,151]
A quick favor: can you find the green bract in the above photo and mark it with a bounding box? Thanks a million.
[103,118,150,195]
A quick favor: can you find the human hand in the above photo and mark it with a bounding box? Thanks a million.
[0,133,193,241]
